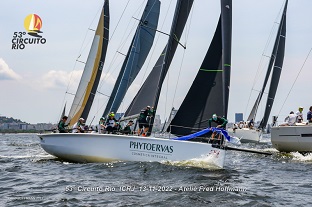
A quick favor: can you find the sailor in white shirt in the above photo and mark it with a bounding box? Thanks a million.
[280,111,297,126]
[72,118,85,133]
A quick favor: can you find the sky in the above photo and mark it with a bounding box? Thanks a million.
[1,0,312,125]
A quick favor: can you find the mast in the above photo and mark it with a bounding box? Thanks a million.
[247,0,288,122]
[169,0,232,136]
[221,0,232,118]
[124,0,194,119]
[67,0,110,126]
[102,0,160,117]
[259,0,287,129]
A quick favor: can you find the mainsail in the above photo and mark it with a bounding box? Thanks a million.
[169,0,232,136]
[125,0,194,118]
[247,0,287,129]
[259,0,287,129]
[102,0,160,117]
[67,1,110,126]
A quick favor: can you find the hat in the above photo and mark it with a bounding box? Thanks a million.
[212,114,217,120]
[79,118,85,121]
[147,105,150,108]
[299,106,303,109]
[100,117,105,120]
[109,113,115,117]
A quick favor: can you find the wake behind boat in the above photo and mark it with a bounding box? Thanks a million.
[38,132,226,169]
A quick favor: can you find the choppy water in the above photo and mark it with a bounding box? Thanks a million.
[1,133,312,207]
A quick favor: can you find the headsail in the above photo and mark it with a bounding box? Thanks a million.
[259,0,287,129]
[125,0,194,118]
[61,103,66,119]
[67,1,110,126]
[168,0,232,136]
[102,0,160,117]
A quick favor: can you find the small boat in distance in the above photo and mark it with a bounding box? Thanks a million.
[229,0,288,143]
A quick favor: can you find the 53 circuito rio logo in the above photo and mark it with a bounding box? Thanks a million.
[11,14,47,50]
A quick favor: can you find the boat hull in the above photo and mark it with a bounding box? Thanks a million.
[228,128,261,143]
[271,126,312,152]
[38,133,226,169]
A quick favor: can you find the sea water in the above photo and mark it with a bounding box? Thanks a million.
[1,133,312,206]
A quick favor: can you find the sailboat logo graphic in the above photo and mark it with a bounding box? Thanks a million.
[24,14,43,37]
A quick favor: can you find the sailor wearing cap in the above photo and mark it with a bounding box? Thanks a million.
[106,113,118,133]
[98,117,106,134]
[72,117,85,133]
[208,114,228,141]
[296,106,304,123]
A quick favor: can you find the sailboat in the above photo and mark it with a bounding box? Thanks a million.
[102,0,160,117]
[66,0,110,127]
[38,0,232,169]
[269,1,312,153]
[228,0,287,143]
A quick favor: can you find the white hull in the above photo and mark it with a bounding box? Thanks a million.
[271,126,312,152]
[228,128,261,143]
[38,133,226,169]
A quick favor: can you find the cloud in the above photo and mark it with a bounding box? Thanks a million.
[40,70,116,90]
[40,70,83,89]
[0,58,22,80]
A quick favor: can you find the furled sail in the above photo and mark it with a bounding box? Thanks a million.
[102,0,160,117]
[125,0,194,118]
[67,0,110,126]
[259,0,287,129]
[169,0,232,136]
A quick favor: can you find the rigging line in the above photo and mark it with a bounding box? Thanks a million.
[61,3,103,122]
[124,0,173,115]
[97,0,133,91]
[98,0,144,91]
[76,5,104,69]
[245,23,277,115]
[277,47,312,117]
[117,1,145,53]
[96,91,110,97]
[109,0,131,40]
[123,0,173,116]
[133,17,187,49]
[139,0,174,86]
[170,0,194,119]
[97,2,147,114]
[244,2,284,117]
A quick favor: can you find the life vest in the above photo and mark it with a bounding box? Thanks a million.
[106,119,115,127]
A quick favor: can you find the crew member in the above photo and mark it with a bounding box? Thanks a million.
[72,118,85,133]
[121,120,134,135]
[106,113,118,133]
[307,106,312,124]
[137,106,153,136]
[98,117,106,133]
[296,106,304,123]
[58,116,68,133]
[208,114,228,140]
